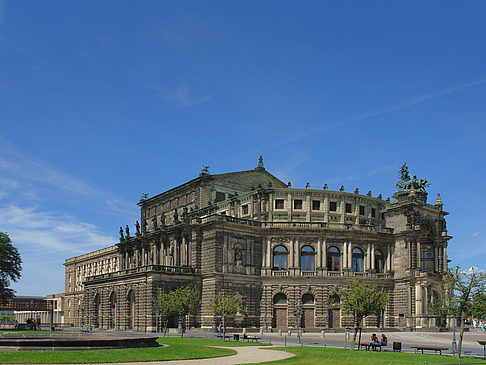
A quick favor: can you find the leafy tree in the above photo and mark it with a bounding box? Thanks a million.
[210,291,246,341]
[471,292,486,320]
[440,266,486,364]
[152,285,199,337]
[0,233,22,301]
[333,278,388,351]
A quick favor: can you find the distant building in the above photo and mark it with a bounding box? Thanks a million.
[64,159,451,331]
[9,295,64,327]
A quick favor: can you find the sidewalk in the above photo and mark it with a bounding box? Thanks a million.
[92,346,294,365]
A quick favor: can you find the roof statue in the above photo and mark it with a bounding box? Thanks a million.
[200,165,210,175]
[257,155,264,169]
[396,163,430,191]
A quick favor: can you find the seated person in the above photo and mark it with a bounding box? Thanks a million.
[366,333,379,350]
[379,334,388,346]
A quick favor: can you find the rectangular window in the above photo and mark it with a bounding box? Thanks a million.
[345,203,352,213]
[371,208,376,218]
[359,206,365,216]
[242,204,249,215]
[312,200,320,210]
[329,201,337,211]
[215,192,226,202]
[275,199,284,209]
[294,199,303,210]
[382,213,385,220]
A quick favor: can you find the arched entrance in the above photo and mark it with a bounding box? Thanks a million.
[302,293,315,328]
[93,293,101,328]
[127,290,136,329]
[272,293,287,328]
[328,294,341,328]
[109,292,116,329]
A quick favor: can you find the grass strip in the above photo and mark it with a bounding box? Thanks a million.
[0,337,266,363]
[258,346,486,365]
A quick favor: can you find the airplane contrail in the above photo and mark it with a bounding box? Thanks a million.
[243,76,486,155]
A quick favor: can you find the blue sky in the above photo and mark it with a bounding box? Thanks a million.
[0,1,485,296]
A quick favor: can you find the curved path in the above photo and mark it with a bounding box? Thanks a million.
[96,346,294,365]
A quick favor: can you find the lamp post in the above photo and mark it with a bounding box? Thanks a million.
[452,314,457,355]
[293,299,303,344]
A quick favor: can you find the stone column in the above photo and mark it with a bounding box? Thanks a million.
[317,238,322,268]
[250,195,254,219]
[435,246,439,272]
[415,284,423,316]
[288,238,293,269]
[343,242,348,269]
[417,241,421,270]
[387,245,392,272]
[322,238,327,270]
[348,242,352,269]
[306,194,311,222]
[266,239,272,268]
[443,246,448,271]
[288,192,292,222]
[294,238,299,268]
[371,243,375,271]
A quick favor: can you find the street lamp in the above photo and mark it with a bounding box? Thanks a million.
[452,314,457,355]
[293,299,303,344]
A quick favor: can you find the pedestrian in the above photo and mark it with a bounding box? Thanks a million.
[217,322,222,336]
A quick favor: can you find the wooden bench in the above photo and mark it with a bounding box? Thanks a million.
[215,334,232,341]
[478,341,486,358]
[359,342,385,351]
[410,346,448,355]
[243,334,261,342]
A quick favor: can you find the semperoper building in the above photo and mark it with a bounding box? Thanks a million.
[64,158,451,331]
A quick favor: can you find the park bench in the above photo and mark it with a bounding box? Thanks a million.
[242,334,261,342]
[359,342,386,351]
[478,341,486,358]
[215,334,232,341]
[410,346,448,355]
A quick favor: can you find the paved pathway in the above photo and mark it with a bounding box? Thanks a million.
[93,346,294,365]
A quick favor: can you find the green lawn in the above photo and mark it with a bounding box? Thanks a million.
[0,337,264,364]
[259,347,486,365]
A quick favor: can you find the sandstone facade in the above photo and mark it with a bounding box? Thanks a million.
[64,161,450,331]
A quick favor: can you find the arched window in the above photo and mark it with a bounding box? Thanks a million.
[273,245,288,270]
[352,248,364,272]
[421,244,435,272]
[300,246,315,271]
[109,292,116,329]
[273,293,287,304]
[128,290,136,329]
[329,294,340,305]
[375,250,384,273]
[93,293,101,328]
[327,246,341,271]
[302,293,314,305]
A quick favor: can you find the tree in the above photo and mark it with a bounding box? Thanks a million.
[0,233,22,301]
[152,285,199,337]
[209,291,246,341]
[333,278,388,351]
[441,266,486,364]
[472,292,486,320]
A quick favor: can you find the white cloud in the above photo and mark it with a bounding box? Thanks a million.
[153,82,212,107]
[0,205,117,296]
[473,232,482,238]
[0,205,115,254]
[0,137,133,214]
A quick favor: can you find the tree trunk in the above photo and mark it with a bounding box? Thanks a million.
[457,312,466,365]
[351,327,359,351]
[179,315,184,338]
[222,316,226,342]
